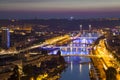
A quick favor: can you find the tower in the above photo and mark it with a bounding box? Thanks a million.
[80,24,82,32]
[2,27,10,49]
[89,25,92,31]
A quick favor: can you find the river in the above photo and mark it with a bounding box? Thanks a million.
[60,56,91,80]
[59,46,91,80]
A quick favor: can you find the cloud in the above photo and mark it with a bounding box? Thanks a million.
[0,0,56,3]
[0,0,120,11]
[0,0,119,3]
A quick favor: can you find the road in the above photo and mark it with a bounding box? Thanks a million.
[18,34,72,53]
[92,38,120,80]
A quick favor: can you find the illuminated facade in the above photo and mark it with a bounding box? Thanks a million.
[2,28,10,49]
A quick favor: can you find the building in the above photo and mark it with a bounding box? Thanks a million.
[1,27,10,49]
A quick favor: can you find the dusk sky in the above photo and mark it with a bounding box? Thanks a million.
[0,0,120,19]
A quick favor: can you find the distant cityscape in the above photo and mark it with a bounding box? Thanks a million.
[0,18,120,49]
[0,18,120,80]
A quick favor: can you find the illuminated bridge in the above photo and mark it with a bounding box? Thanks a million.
[49,37,99,56]
[17,34,97,52]
[61,54,108,58]
[16,31,100,55]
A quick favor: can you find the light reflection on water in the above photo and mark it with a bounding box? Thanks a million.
[79,64,82,73]
[60,56,90,80]
[70,61,73,72]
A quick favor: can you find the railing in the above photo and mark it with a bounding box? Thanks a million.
[61,54,101,58]
[74,37,98,39]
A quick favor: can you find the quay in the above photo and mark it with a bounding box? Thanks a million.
[0,53,66,80]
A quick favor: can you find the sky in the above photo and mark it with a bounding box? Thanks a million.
[0,0,120,19]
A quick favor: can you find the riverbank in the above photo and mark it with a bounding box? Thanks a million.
[20,55,66,80]
[0,52,66,80]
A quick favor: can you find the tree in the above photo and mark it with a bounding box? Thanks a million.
[106,67,117,80]
[41,49,48,55]
[57,50,61,56]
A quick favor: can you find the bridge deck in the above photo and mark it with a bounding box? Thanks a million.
[61,54,105,58]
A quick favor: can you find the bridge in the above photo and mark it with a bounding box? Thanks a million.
[55,46,92,49]
[61,54,109,58]
[72,37,98,40]
[48,36,98,55]
[17,34,98,53]
[43,36,97,52]
[61,54,104,58]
